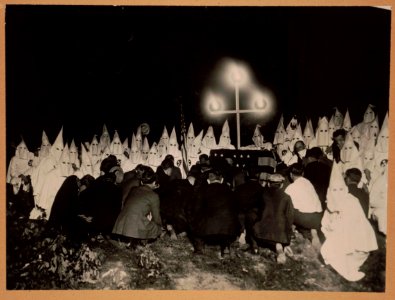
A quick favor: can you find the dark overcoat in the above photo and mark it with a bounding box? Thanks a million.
[253,186,294,244]
[112,185,162,239]
[190,182,240,237]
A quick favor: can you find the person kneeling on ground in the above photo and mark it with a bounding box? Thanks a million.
[112,167,163,248]
[285,163,324,250]
[188,168,240,259]
[251,173,294,264]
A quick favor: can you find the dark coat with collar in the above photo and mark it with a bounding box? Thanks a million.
[113,185,162,239]
[190,182,240,237]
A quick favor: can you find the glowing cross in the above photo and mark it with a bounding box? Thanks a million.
[208,60,268,149]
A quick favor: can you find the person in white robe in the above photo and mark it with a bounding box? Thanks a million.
[359,116,380,154]
[251,124,264,149]
[167,127,185,178]
[315,117,330,152]
[340,133,364,178]
[147,143,161,171]
[32,130,52,168]
[333,107,344,130]
[7,138,34,183]
[372,112,389,184]
[74,143,94,178]
[31,144,73,220]
[320,162,378,281]
[69,139,80,171]
[342,109,352,132]
[289,124,304,155]
[122,138,130,158]
[186,123,195,152]
[369,159,388,235]
[124,133,143,172]
[303,119,315,149]
[110,130,128,167]
[285,116,298,148]
[188,130,203,168]
[89,135,101,171]
[141,137,150,164]
[30,127,64,218]
[99,124,111,153]
[217,120,235,150]
[200,126,217,155]
[159,126,170,149]
[328,115,337,146]
[349,125,362,146]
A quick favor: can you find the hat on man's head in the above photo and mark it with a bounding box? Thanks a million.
[268,173,285,183]
[100,154,119,174]
[187,167,200,178]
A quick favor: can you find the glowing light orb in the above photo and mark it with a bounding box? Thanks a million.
[223,59,251,88]
[248,87,275,117]
[205,91,225,115]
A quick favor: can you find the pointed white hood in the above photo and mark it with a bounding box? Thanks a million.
[90,135,100,156]
[142,137,150,161]
[135,126,143,151]
[159,126,170,148]
[363,104,376,124]
[167,127,181,157]
[326,162,348,212]
[343,109,352,131]
[100,145,112,161]
[40,130,52,158]
[315,117,330,148]
[186,123,195,150]
[201,126,217,153]
[147,142,161,169]
[186,130,202,168]
[218,120,235,149]
[375,112,389,154]
[303,119,315,148]
[80,143,93,176]
[110,131,123,156]
[285,116,298,142]
[333,107,344,129]
[16,138,30,160]
[273,115,286,145]
[251,124,264,148]
[130,133,142,164]
[368,116,380,140]
[350,126,361,145]
[362,139,376,172]
[340,133,360,164]
[289,124,304,152]
[122,138,130,155]
[100,124,111,151]
[59,144,72,177]
[50,127,64,162]
[328,115,336,140]
[69,139,79,165]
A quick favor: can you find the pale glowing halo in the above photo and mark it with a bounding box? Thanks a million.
[205,91,225,115]
[223,59,251,88]
[249,88,273,116]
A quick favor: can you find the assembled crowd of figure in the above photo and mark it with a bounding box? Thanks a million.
[7,104,388,282]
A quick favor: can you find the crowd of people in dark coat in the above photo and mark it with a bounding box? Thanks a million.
[4,142,328,258]
[6,105,388,283]
[7,133,385,283]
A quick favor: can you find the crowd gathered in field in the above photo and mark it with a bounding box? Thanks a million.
[7,104,388,282]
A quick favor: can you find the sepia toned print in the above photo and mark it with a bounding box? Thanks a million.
[2,3,392,299]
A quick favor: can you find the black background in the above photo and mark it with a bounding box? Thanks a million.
[5,5,391,161]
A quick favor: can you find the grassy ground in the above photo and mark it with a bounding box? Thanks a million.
[80,228,386,291]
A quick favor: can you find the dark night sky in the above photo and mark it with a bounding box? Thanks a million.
[5,5,391,159]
